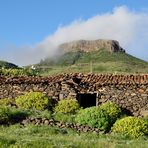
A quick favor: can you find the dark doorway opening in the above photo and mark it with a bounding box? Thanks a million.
[76,93,96,108]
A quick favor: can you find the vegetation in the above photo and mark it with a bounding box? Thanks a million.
[112,116,148,138]
[54,99,80,114]
[75,107,111,131]
[53,113,76,123]
[16,92,52,110]
[37,49,148,75]
[0,60,18,69]
[0,93,148,147]
[0,124,148,148]
[53,99,80,123]
[39,51,82,66]
[0,68,37,76]
[100,101,122,123]
[0,98,15,106]
[0,106,29,124]
[28,109,52,119]
[0,60,38,76]
[1,49,147,76]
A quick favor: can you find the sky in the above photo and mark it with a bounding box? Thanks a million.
[0,0,148,66]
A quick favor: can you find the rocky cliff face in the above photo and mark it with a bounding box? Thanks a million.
[59,39,125,53]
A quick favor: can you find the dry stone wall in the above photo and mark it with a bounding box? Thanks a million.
[21,117,100,134]
[97,84,148,116]
[0,74,147,116]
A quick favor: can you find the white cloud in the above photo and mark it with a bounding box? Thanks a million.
[1,6,148,65]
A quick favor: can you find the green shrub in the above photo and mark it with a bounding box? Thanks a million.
[0,106,29,124]
[75,107,111,131]
[0,68,37,76]
[54,99,80,114]
[54,113,76,123]
[111,116,148,138]
[0,98,15,106]
[15,92,51,111]
[100,101,122,123]
[0,106,10,124]
[8,107,29,123]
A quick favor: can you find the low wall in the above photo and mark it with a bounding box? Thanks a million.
[0,74,147,116]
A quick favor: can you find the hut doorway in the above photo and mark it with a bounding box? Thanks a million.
[76,93,97,108]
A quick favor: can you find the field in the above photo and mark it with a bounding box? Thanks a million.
[1,124,148,148]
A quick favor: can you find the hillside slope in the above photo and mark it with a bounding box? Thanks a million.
[0,60,18,68]
[37,49,148,75]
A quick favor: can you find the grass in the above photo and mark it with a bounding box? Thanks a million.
[39,61,148,76]
[0,124,148,148]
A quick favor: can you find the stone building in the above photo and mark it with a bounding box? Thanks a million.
[0,73,148,116]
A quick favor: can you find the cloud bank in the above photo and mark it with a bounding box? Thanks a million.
[1,6,148,65]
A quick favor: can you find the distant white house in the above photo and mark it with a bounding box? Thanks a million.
[31,65,36,70]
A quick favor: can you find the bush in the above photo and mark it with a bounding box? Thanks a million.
[0,68,37,76]
[0,106,29,124]
[54,99,80,114]
[75,107,111,131]
[0,106,10,124]
[8,107,30,123]
[16,92,51,111]
[111,116,148,138]
[0,98,15,106]
[100,101,122,123]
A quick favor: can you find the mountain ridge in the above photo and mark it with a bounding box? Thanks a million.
[0,60,18,68]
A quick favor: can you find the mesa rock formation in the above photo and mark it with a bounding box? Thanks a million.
[59,39,125,53]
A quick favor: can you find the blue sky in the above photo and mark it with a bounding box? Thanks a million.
[0,0,148,65]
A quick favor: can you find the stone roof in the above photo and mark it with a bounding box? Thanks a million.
[0,73,148,85]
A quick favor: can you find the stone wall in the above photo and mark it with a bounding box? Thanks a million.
[22,118,100,134]
[0,74,147,116]
[97,84,148,116]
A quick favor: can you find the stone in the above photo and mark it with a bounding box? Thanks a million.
[140,110,148,117]
[141,94,148,97]
[44,120,49,125]
[21,119,29,125]
[131,93,136,96]
[138,89,145,93]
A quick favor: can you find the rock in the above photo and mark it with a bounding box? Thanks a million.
[140,110,148,117]
[21,119,29,125]
[138,89,145,93]
[59,39,125,53]
[141,94,148,97]
[44,120,49,125]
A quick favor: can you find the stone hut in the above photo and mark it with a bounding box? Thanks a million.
[0,73,148,116]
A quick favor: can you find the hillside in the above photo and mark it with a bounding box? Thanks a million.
[37,39,148,75]
[0,60,18,68]
[37,50,148,75]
